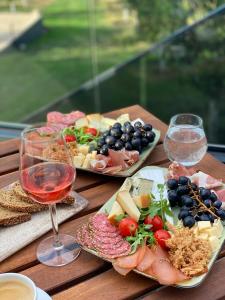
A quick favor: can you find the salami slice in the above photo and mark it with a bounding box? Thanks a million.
[90,213,118,233]
[47,111,85,126]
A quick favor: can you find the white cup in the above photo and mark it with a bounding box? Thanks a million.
[0,273,37,300]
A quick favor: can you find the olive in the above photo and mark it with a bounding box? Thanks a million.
[110,128,122,139]
[143,124,152,131]
[146,131,155,142]
[105,135,116,146]
[167,179,178,190]
[125,142,132,151]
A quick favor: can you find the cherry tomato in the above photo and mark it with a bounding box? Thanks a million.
[118,217,138,237]
[85,127,98,136]
[65,134,76,143]
[144,215,163,232]
[154,229,171,249]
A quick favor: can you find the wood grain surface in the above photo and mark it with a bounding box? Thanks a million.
[0,105,224,300]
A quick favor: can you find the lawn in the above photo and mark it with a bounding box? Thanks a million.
[0,0,148,121]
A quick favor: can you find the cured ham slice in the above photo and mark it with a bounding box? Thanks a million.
[108,149,139,170]
[90,159,108,171]
[101,166,123,174]
[167,161,195,179]
[216,189,225,201]
[112,263,132,276]
[47,111,85,126]
[151,245,187,285]
[191,171,223,189]
[114,244,146,269]
[136,247,156,272]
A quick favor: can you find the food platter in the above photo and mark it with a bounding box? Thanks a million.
[74,129,160,177]
[77,166,225,288]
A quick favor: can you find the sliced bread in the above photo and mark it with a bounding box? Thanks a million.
[13,181,74,205]
[0,206,31,226]
[0,190,47,213]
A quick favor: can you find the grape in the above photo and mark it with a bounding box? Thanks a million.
[133,129,142,139]
[208,213,215,223]
[121,133,130,143]
[183,216,195,228]
[203,199,212,208]
[178,210,190,220]
[124,125,134,134]
[105,136,116,146]
[210,192,218,202]
[200,188,211,200]
[177,185,190,196]
[110,128,122,139]
[102,130,110,138]
[143,124,152,131]
[141,137,149,147]
[112,122,122,129]
[115,140,124,150]
[213,200,222,209]
[99,144,109,155]
[168,190,178,207]
[216,209,225,220]
[199,213,210,221]
[131,137,141,149]
[178,176,190,185]
[146,131,156,142]
[124,121,131,127]
[192,200,198,207]
[97,137,105,147]
[190,183,198,191]
[134,121,142,129]
[181,195,193,207]
[125,142,132,151]
[167,179,178,190]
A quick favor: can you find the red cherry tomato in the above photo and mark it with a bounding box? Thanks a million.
[144,215,163,232]
[85,127,98,136]
[118,217,138,237]
[65,134,76,143]
[154,229,171,249]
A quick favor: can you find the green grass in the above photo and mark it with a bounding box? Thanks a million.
[0,0,147,121]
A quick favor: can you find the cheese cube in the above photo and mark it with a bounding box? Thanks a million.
[108,201,124,223]
[91,151,97,159]
[213,220,224,238]
[198,233,209,241]
[116,191,140,222]
[198,221,211,232]
[82,153,92,168]
[206,227,218,238]
[77,144,90,155]
[208,236,220,252]
[117,114,130,125]
[73,155,85,168]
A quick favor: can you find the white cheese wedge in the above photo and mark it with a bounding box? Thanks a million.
[82,153,92,168]
[91,151,97,159]
[116,191,140,222]
[133,194,151,209]
[117,113,130,125]
[198,221,211,232]
[208,236,220,252]
[73,155,85,168]
[102,117,116,127]
[108,201,124,223]
[75,117,89,129]
[119,178,132,192]
[213,219,224,238]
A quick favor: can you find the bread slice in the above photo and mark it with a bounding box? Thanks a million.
[12,181,74,205]
[0,206,31,226]
[0,190,47,213]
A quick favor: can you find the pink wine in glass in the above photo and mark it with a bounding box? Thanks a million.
[21,162,75,204]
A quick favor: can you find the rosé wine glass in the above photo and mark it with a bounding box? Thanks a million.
[164,114,207,167]
[20,127,80,267]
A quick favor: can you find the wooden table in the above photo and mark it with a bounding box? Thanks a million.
[0,105,225,300]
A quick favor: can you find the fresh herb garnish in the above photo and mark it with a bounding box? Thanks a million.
[63,127,99,144]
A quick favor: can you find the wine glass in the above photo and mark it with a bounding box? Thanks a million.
[20,127,80,267]
[163,114,207,166]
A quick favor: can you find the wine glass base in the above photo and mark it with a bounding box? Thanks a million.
[37,234,81,267]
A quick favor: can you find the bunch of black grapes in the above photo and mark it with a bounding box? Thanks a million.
[167,176,225,228]
[97,121,156,156]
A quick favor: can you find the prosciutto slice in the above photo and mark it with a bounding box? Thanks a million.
[167,161,195,179]
[191,171,223,189]
[216,189,225,202]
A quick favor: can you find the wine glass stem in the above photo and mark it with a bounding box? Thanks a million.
[49,204,62,249]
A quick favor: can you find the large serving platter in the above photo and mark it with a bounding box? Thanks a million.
[75,129,160,177]
[79,166,225,288]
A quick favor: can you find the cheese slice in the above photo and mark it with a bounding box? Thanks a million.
[82,153,92,168]
[198,221,211,232]
[116,114,130,125]
[119,178,132,192]
[116,191,140,222]
[73,154,85,167]
[198,233,209,241]
[208,236,220,252]
[75,117,89,129]
[132,178,153,197]
[213,219,224,238]
[108,201,124,223]
[77,144,90,155]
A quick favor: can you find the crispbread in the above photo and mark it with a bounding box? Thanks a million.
[0,206,31,226]
[12,181,74,205]
[0,190,47,213]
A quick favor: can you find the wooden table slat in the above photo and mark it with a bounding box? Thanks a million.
[0,138,20,157]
